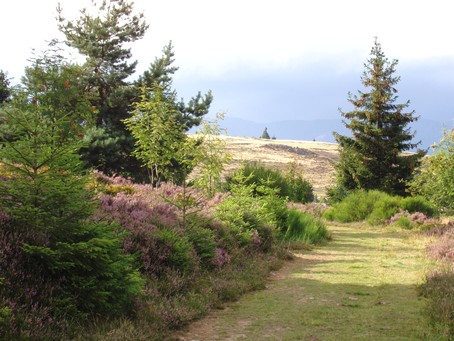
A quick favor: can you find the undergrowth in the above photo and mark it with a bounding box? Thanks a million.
[419,225,454,340]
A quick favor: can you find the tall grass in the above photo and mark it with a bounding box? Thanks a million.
[281,208,330,244]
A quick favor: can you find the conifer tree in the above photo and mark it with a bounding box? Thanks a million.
[137,42,213,130]
[334,39,424,196]
[0,61,141,331]
[57,0,148,180]
[261,127,271,139]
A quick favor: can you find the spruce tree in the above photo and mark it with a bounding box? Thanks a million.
[0,59,141,332]
[334,39,424,196]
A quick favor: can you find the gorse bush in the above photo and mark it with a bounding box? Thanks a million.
[323,190,436,225]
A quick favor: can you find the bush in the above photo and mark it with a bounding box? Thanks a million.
[408,129,454,215]
[282,209,330,244]
[185,221,217,268]
[324,190,437,225]
[227,162,314,203]
[367,195,402,225]
[401,196,437,217]
[323,190,387,223]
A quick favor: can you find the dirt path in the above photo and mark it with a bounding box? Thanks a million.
[175,225,431,341]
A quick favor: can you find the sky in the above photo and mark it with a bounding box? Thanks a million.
[2,0,454,130]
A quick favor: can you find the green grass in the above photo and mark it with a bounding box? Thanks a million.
[176,224,436,340]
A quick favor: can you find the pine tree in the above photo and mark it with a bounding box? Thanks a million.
[137,42,213,130]
[334,39,424,196]
[57,0,148,180]
[261,127,270,139]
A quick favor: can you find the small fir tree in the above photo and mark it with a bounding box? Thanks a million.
[261,127,271,139]
[334,38,424,195]
[0,63,141,332]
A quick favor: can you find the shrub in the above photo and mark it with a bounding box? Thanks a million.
[401,196,437,217]
[216,174,284,248]
[282,209,330,244]
[408,129,454,215]
[185,222,217,268]
[367,195,402,225]
[323,190,387,223]
[227,162,314,203]
[395,215,412,229]
[324,190,437,225]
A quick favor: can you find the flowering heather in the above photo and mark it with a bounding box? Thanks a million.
[214,247,231,268]
[426,231,454,265]
[388,209,437,227]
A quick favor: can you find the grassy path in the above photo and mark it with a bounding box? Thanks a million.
[176,224,432,341]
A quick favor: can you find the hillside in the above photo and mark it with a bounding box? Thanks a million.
[218,135,339,199]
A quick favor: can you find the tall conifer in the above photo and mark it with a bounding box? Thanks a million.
[334,39,424,195]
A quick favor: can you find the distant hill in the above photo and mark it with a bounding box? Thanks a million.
[214,135,339,200]
[206,116,452,152]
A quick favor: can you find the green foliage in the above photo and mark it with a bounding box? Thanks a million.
[58,3,211,181]
[323,190,387,223]
[395,215,412,229]
[283,209,330,243]
[325,184,350,204]
[193,113,232,196]
[334,38,424,196]
[367,195,402,225]
[154,228,196,274]
[23,222,142,316]
[0,74,141,335]
[285,161,315,203]
[137,42,213,131]
[228,162,314,203]
[408,129,454,215]
[185,221,217,268]
[124,85,187,185]
[0,70,11,104]
[324,190,436,225]
[216,172,284,247]
[401,196,437,217]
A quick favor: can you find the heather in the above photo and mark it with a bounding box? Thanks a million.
[81,173,290,339]
[419,225,454,339]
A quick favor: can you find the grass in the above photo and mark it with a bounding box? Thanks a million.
[175,224,435,340]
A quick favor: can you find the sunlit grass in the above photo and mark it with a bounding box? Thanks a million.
[176,224,435,341]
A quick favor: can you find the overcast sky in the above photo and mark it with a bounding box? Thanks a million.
[2,0,454,126]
